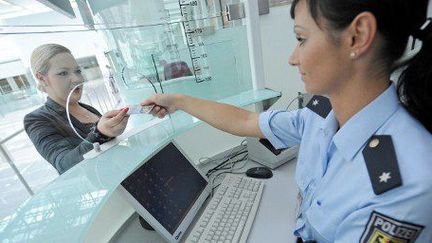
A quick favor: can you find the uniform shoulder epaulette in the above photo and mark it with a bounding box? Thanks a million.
[362,135,402,195]
[305,95,332,118]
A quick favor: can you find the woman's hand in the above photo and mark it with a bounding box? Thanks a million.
[97,108,130,137]
[141,94,182,119]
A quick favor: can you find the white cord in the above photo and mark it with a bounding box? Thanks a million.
[200,139,247,167]
[66,82,91,144]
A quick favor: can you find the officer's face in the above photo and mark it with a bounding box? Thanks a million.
[41,53,84,104]
[289,0,352,95]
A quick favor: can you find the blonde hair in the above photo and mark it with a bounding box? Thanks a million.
[30,44,71,92]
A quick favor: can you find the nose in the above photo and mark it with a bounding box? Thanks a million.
[71,73,84,86]
[288,48,299,66]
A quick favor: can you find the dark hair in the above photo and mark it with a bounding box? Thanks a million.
[291,0,432,133]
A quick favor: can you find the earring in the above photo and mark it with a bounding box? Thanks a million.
[350,52,357,58]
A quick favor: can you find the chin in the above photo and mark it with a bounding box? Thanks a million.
[304,82,327,96]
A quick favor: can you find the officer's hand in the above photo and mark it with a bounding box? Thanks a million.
[140,94,181,119]
[97,108,129,137]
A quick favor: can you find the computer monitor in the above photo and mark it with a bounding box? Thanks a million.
[118,141,211,242]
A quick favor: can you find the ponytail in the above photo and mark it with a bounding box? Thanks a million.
[397,19,432,133]
[289,0,431,132]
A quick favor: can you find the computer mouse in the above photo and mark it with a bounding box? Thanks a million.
[245,167,273,179]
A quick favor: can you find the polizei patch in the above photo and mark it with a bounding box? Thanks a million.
[360,211,424,243]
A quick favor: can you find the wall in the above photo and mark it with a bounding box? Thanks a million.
[176,4,301,163]
[260,4,303,109]
[0,60,28,79]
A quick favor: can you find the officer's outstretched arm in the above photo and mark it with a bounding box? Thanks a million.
[141,94,265,138]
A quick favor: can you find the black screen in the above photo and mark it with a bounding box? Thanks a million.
[259,139,286,155]
[121,142,208,234]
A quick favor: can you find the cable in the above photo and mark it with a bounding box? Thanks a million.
[211,153,248,176]
[206,149,247,174]
[121,66,159,94]
[210,153,249,197]
[199,145,242,167]
[200,141,250,197]
[200,148,243,176]
[206,148,247,177]
[204,139,247,170]
[285,93,304,111]
[66,82,91,144]
[215,152,248,171]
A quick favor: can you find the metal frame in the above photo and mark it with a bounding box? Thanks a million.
[244,0,266,112]
[0,128,34,196]
[244,0,266,91]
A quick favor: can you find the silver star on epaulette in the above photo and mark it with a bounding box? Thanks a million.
[312,99,319,106]
[379,172,391,183]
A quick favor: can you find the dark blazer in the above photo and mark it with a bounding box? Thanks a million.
[24,97,102,174]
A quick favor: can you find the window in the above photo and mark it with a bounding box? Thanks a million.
[0,79,12,94]
[13,75,30,90]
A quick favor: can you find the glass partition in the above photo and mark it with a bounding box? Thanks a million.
[0,0,283,238]
[100,24,252,103]
[88,0,253,128]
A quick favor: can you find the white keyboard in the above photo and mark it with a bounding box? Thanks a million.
[186,174,264,243]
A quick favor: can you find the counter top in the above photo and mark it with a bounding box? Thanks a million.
[0,89,280,243]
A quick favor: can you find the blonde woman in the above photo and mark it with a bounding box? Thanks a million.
[24,44,129,174]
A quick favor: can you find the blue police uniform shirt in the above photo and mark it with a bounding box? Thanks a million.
[259,83,432,242]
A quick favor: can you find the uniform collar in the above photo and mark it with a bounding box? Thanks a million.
[320,110,338,136]
[329,83,400,162]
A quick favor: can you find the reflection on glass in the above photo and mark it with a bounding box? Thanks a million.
[0,1,274,241]
[84,0,253,131]
[0,174,108,242]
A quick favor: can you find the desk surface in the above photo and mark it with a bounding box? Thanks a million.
[113,159,299,243]
[0,89,281,243]
[248,160,298,243]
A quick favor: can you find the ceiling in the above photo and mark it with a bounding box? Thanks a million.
[0,0,76,20]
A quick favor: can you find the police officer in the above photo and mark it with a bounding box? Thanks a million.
[141,0,432,242]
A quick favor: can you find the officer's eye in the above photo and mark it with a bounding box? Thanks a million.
[296,36,306,46]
